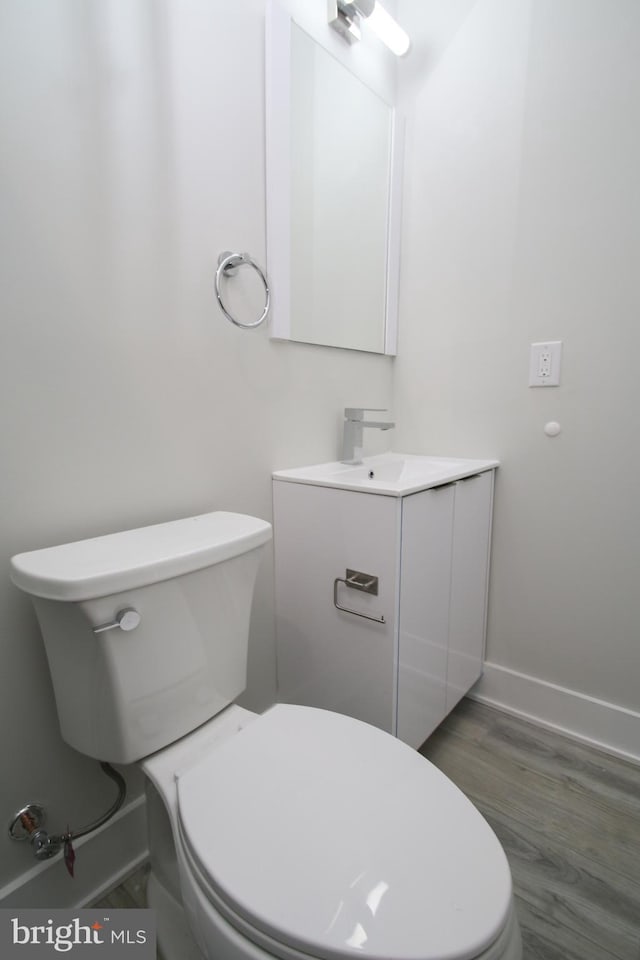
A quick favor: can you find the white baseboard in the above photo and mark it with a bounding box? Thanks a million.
[0,794,148,909]
[471,661,640,766]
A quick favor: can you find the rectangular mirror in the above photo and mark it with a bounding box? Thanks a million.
[266,0,403,355]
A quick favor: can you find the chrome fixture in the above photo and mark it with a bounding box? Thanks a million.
[342,407,395,464]
[8,804,59,860]
[215,251,271,329]
[8,764,126,877]
[333,568,385,623]
[93,606,141,635]
[328,0,410,57]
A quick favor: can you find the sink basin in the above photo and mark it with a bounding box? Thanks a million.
[273,453,499,497]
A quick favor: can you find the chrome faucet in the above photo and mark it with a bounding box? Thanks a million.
[341,408,395,464]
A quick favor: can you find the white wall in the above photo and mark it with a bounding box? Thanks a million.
[396,0,640,751]
[0,0,393,903]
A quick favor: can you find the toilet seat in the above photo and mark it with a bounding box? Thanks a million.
[176,704,513,960]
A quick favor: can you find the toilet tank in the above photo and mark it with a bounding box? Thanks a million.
[10,512,272,764]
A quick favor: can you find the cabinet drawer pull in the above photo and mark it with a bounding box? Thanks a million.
[333,577,386,624]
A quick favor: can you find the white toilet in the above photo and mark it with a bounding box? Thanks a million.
[11,511,522,960]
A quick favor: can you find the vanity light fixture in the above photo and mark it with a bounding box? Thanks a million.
[328,0,410,56]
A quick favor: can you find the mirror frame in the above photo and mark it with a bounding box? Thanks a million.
[265,0,404,355]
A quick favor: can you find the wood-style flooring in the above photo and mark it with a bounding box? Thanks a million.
[92,862,149,911]
[420,698,640,960]
[94,698,640,959]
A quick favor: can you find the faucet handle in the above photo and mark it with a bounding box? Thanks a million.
[344,407,388,420]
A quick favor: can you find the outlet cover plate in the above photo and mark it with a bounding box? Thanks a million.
[529,341,562,387]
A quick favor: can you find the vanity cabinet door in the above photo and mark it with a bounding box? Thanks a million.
[446,471,494,713]
[273,480,399,735]
[397,484,455,748]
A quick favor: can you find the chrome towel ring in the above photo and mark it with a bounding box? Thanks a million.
[215,251,271,329]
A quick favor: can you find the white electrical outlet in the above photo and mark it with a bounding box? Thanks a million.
[529,341,562,387]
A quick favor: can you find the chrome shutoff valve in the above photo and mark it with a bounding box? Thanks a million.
[8,804,61,861]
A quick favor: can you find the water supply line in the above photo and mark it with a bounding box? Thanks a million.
[8,762,126,877]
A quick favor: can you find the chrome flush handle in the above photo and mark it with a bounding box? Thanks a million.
[92,607,141,635]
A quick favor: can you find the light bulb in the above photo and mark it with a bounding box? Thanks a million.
[366,2,410,57]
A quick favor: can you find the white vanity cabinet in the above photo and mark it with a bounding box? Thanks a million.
[397,471,494,746]
[273,459,496,749]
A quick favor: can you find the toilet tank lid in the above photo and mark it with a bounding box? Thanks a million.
[10,511,272,601]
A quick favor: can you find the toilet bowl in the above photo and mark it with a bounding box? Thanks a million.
[10,511,522,960]
[142,703,521,960]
